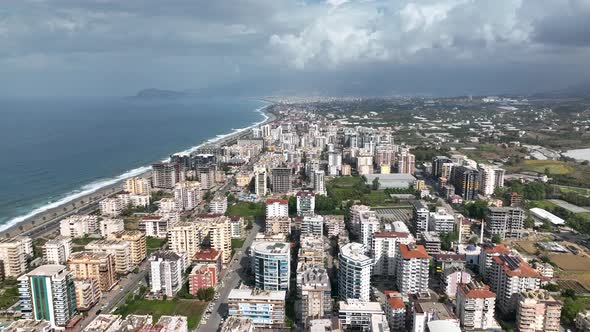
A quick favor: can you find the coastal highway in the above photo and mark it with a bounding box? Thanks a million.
[197,218,262,332]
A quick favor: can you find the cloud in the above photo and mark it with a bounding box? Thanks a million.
[0,0,589,96]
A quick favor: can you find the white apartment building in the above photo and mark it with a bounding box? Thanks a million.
[296,190,315,217]
[125,177,151,195]
[350,205,371,237]
[413,301,459,332]
[485,207,525,240]
[0,237,33,277]
[324,215,345,238]
[85,240,133,274]
[60,215,98,238]
[395,243,430,295]
[313,170,326,195]
[338,242,372,301]
[396,150,415,174]
[371,231,415,276]
[356,149,373,175]
[301,215,324,237]
[428,208,455,235]
[99,198,124,217]
[230,216,242,239]
[173,181,201,211]
[117,193,150,208]
[489,254,541,314]
[456,281,497,331]
[158,198,178,213]
[227,288,286,330]
[266,199,289,218]
[140,215,175,239]
[99,218,125,237]
[412,201,429,237]
[149,250,187,297]
[360,210,380,254]
[43,237,72,265]
[254,168,267,197]
[338,299,386,331]
[516,289,562,332]
[251,241,291,290]
[209,194,228,214]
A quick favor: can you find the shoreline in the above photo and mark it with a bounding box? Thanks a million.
[0,103,275,239]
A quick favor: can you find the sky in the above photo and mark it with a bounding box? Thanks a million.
[1,0,590,97]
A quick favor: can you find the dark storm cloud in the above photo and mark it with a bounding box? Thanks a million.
[0,0,589,97]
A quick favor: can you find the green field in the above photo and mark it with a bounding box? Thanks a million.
[516,160,575,175]
[0,279,19,310]
[225,201,265,218]
[72,237,95,246]
[231,238,245,248]
[116,299,206,329]
[329,176,364,187]
[146,237,167,254]
[559,185,590,196]
[528,200,559,210]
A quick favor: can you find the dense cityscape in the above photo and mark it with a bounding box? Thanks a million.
[1,96,590,331]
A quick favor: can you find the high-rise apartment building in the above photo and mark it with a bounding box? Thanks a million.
[455,281,497,331]
[313,170,326,196]
[85,240,133,274]
[485,207,525,239]
[209,194,228,214]
[227,288,286,330]
[452,166,480,201]
[168,222,204,257]
[60,215,98,238]
[395,243,430,295]
[359,211,380,254]
[428,208,456,235]
[396,150,415,174]
[67,251,117,292]
[411,200,429,237]
[99,218,125,237]
[251,241,291,291]
[107,230,146,266]
[152,162,177,189]
[299,266,331,327]
[266,199,289,218]
[125,177,151,195]
[338,242,372,301]
[203,215,232,264]
[0,237,32,278]
[18,265,77,329]
[301,215,324,237]
[356,149,373,175]
[516,289,562,332]
[43,237,72,265]
[149,250,187,297]
[489,254,541,314]
[432,156,453,179]
[74,278,101,311]
[296,190,315,217]
[271,167,292,194]
[371,231,415,276]
[173,181,201,211]
[254,168,267,197]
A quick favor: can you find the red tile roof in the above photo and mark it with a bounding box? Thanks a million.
[459,284,496,299]
[141,215,163,220]
[384,291,405,309]
[398,244,430,259]
[193,248,221,261]
[492,255,541,278]
[266,198,288,204]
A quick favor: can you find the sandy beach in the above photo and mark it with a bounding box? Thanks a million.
[0,105,275,239]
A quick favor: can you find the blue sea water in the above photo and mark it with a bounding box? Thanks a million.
[0,97,266,230]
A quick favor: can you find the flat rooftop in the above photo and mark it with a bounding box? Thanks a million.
[228,288,286,301]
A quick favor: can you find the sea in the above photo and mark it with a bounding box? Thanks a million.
[0,96,267,231]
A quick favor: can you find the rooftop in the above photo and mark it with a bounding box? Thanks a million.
[415,301,455,320]
[150,250,181,261]
[373,231,411,238]
[220,317,254,332]
[339,299,383,313]
[398,243,430,260]
[266,198,288,204]
[228,288,286,301]
[193,248,221,261]
[251,241,290,254]
[340,242,371,262]
[25,264,67,277]
[458,281,496,299]
[492,254,541,278]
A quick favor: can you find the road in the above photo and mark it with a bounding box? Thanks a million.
[75,257,151,331]
[197,217,262,332]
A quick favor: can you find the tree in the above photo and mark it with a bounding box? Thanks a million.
[465,200,488,220]
[371,177,380,190]
[197,287,215,301]
[491,235,502,244]
[524,217,535,229]
[288,196,297,216]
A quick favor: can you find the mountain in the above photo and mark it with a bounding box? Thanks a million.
[531,81,590,99]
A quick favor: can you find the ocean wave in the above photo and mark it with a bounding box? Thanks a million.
[0,102,271,232]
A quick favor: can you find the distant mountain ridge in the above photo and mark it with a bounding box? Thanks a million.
[531,81,590,99]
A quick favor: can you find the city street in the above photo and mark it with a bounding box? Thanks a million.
[197,218,262,332]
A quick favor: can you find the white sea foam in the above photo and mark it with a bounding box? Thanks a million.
[1,102,271,232]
